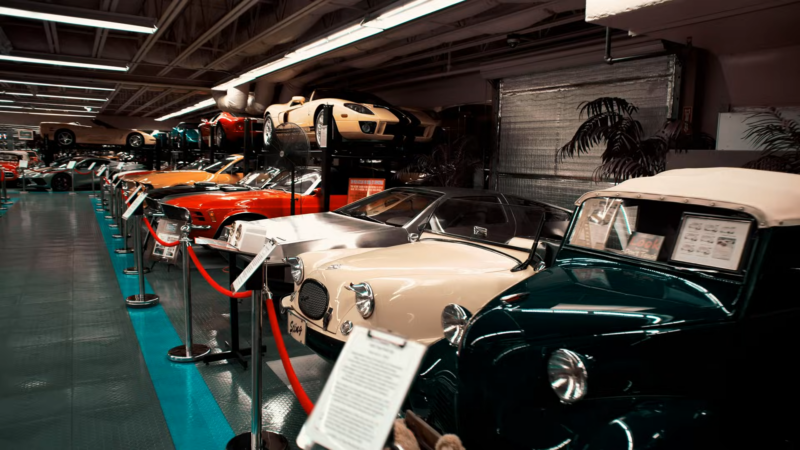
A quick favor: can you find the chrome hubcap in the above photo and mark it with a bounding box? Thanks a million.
[129,135,142,147]
[316,114,326,143]
[57,132,73,145]
[264,119,272,146]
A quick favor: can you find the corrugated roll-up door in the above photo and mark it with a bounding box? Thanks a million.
[495,55,678,209]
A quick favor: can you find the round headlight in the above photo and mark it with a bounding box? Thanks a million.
[345,283,374,319]
[285,257,304,285]
[547,349,588,404]
[441,304,471,347]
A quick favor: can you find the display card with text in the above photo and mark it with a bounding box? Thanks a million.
[671,215,751,271]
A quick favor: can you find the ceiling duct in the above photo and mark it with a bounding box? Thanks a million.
[246,78,275,116]
[213,83,248,113]
[277,80,306,103]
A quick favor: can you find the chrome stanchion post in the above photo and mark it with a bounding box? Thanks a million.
[20,165,27,195]
[96,181,106,212]
[113,186,125,238]
[89,169,97,198]
[1,172,10,205]
[125,211,159,307]
[168,223,211,362]
[108,183,119,227]
[0,172,7,211]
[69,167,76,195]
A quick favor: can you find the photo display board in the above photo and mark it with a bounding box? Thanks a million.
[671,214,752,271]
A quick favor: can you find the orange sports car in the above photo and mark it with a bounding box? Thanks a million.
[161,167,349,239]
[124,154,245,190]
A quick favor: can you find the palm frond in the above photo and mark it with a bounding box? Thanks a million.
[579,97,638,119]
[742,108,800,173]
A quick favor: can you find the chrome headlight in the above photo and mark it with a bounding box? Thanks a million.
[442,304,471,347]
[345,282,374,318]
[547,349,588,404]
[285,257,304,285]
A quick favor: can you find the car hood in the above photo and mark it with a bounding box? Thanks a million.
[148,183,246,200]
[164,188,290,210]
[473,258,735,346]
[133,170,214,188]
[296,240,538,344]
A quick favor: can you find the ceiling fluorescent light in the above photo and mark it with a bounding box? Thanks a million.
[15,101,96,109]
[0,111,96,118]
[212,0,464,91]
[0,79,114,91]
[0,6,156,34]
[0,105,23,109]
[0,54,128,71]
[0,100,12,103]
[36,94,107,102]
[1,91,34,96]
[155,98,216,121]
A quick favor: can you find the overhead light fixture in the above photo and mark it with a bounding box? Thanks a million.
[35,94,107,102]
[212,0,465,90]
[0,111,96,118]
[1,91,34,96]
[0,99,12,103]
[155,98,216,121]
[0,54,129,71]
[0,4,157,34]
[0,79,114,91]
[12,101,97,109]
[0,105,23,109]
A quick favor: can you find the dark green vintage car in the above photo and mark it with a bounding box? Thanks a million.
[418,168,800,449]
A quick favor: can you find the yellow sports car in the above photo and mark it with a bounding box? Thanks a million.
[262,89,439,147]
[39,120,156,149]
[122,154,245,190]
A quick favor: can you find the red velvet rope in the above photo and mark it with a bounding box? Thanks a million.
[104,177,111,185]
[142,218,180,247]
[186,245,252,298]
[74,169,93,175]
[266,295,315,414]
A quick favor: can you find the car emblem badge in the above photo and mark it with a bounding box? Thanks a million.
[474,226,488,238]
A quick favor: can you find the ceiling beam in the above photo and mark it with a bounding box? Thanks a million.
[0,64,212,90]
[127,88,175,116]
[129,0,192,71]
[114,88,150,113]
[142,91,202,117]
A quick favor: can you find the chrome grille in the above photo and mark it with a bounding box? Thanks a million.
[298,280,329,320]
[430,372,458,434]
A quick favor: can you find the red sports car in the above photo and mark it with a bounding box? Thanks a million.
[0,153,19,183]
[199,112,263,150]
[161,167,349,239]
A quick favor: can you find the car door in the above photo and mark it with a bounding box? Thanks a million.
[279,98,308,126]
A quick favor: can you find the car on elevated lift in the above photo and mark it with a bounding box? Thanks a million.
[440,168,800,450]
[170,122,203,149]
[263,89,439,147]
[198,112,263,150]
[121,154,245,190]
[159,167,350,241]
[0,152,21,183]
[39,120,156,150]
[278,195,572,365]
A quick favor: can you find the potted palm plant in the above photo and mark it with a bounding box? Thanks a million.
[743,107,800,174]
[555,97,713,183]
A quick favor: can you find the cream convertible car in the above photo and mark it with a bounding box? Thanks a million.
[39,121,156,149]
[280,197,572,360]
[263,89,439,146]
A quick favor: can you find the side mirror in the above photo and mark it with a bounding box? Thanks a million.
[291,96,306,105]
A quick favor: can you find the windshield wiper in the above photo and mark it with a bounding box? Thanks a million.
[420,238,521,264]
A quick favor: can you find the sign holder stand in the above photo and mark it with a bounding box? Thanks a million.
[226,249,288,450]
[167,222,211,362]
[124,193,159,307]
[107,182,119,227]
[19,160,28,195]
[0,171,10,205]
[68,162,77,196]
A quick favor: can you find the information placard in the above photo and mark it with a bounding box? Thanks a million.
[122,193,148,221]
[297,326,427,450]
[195,237,237,251]
[96,165,107,177]
[87,162,96,171]
[671,215,752,271]
[66,161,77,169]
[17,129,34,140]
[622,232,664,261]
[232,240,276,292]
[347,178,385,204]
[18,160,28,169]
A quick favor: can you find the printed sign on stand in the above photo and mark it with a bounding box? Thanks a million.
[96,166,107,177]
[122,193,148,221]
[347,178,385,204]
[66,161,77,169]
[18,160,28,169]
[146,219,183,263]
[297,326,427,450]
[232,240,276,293]
[87,162,96,171]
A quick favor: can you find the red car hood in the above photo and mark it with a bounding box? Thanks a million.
[165,189,292,210]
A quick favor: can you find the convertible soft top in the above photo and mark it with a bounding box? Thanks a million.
[576,168,800,228]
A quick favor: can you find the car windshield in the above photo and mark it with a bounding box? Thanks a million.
[312,89,390,105]
[336,189,442,226]
[425,198,547,253]
[178,159,207,170]
[238,168,281,188]
[568,197,756,273]
[270,169,320,194]
[203,157,237,173]
[0,154,19,162]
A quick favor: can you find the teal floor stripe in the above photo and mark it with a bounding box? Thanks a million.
[0,197,18,217]
[91,196,235,449]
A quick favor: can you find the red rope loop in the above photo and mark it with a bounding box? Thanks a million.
[103,177,111,185]
[187,246,252,298]
[74,169,93,175]
[266,295,315,414]
[142,218,180,247]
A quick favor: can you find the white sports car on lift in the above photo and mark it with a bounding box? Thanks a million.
[262,89,439,147]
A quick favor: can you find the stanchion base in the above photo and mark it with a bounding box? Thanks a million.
[104,214,114,219]
[226,431,288,450]
[68,192,77,196]
[123,266,151,275]
[114,248,134,254]
[89,194,98,198]
[96,208,105,212]
[20,191,29,195]
[1,200,12,205]
[167,344,211,363]
[125,293,159,307]
[108,223,119,229]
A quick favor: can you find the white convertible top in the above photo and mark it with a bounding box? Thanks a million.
[575,168,800,228]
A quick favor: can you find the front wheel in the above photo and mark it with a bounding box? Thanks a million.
[51,173,71,192]
[127,133,144,149]
[215,126,227,149]
[263,114,274,148]
[55,129,76,148]
[314,110,336,146]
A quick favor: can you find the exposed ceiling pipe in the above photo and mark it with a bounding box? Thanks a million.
[604,27,670,64]
[213,83,248,113]
[246,78,274,116]
[156,0,261,77]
